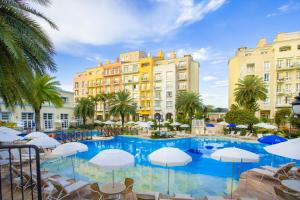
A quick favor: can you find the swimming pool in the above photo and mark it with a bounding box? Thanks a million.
[42,136,296,197]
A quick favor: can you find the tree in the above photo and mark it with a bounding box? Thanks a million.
[0,0,57,107]
[29,74,63,131]
[109,91,136,128]
[175,91,203,123]
[74,98,95,126]
[97,93,114,121]
[274,108,291,128]
[225,108,259,127]
[234,75,267,112]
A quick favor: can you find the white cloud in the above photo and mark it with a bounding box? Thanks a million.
[33,0,226,52]
[203,75,217,81]
[177,47,228,64]
[212,80,228,88]
[267,1,300,17]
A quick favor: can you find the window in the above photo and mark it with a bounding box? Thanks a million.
[178,61,185,67]
[279,46,291,52]
[276,96,282,105]
[285,84,291,92]
[245,53,252,56]
[123,66,128,73]
[43,113,53,130]
[142,73,148,81]
[166,82,173,90]
[286,59,292,68]
[133,84,137,90]
[246,64,255,73]
[178,72,186,80]
[22,112,34,129]
[285,96,290,104]
[277,85,282,92]
[285,72,291,80]
[154,101,160,108]
[178,82,186,90]
[154,91,161,98]
[277,60,283,68]
[75,82,79,89]
[166,91,172,98]
[75,90,79,96]
[264,62,270,72]
[155,73,161,81]
[263,98,270,105]
[61,97,68,104]
[297,71,300,80]
[0,112,10,121]
[298,45,300,50]
[264,73,269,82]
[166,101,173,109]
[60,114,69,129]
[82,89,85,96]
[166,71,173,81]
[132,64,138,72]
[297,83,300,92]
[81,81,85,87]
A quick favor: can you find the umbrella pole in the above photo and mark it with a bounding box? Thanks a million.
[231,162,234,200]
[112,170,115,188]
[167,167,170,195]
[71,157,76,180]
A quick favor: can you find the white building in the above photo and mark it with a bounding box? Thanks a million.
[0,90,75,131]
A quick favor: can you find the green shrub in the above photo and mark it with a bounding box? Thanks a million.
[225,108,258,126]
[150,131,175,139]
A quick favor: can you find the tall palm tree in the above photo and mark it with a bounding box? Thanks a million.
[98,93,114,120]
[29,74,63,131]
[109,91,136,128]
[176,91,203,123]
[0,0,57,107]
[74,98,95,126]
[234,75,267,112]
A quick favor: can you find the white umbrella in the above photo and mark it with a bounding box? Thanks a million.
[52,142,88,179]
[180,124,190,128]
[115,121,122,126]
[138,122,151,129]
[27,137,60,149]
[236,125,248,129]
[147,121,154,126]
[170,122,181,126]
[0,133,23,142]
[211,147,259,199]
[89,149,134,187]
[104,120,114,125]
[0,126,21,135]
[264,124,277,130]
[94,120,102,124]
[163,121,170,125]
[217,121,228,125]
[127,121,135,125]
[24,132,48,139]
[148,147,192,194]
[264,138,300,160]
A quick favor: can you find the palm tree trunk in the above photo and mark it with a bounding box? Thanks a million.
[121,114,125,129]
[83,117,86,126]
[103,102,106,121]
[35,107,41,131]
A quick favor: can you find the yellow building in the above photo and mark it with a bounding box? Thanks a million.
[228,31,300,119]
[74,50,200,120]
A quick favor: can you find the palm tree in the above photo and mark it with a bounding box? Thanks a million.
[109,91,136,128]
[29,74,63,131]
[0,0,57,107]
[176,91,203,123]
[74,98,95,126]
[234,75,267,112]
[98,93,114,121]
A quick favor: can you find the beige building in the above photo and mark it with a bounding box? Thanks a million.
[74,50,200,120]
[229,31,300,119]
[0,90,75,131]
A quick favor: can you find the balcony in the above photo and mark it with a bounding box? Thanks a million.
[154,86,161,90]
[277,64,296,71]
[178,76,187,81]
[277,78,285,82]
[141,77,148,81]
[178,86,187,90]
[114,81,119,84]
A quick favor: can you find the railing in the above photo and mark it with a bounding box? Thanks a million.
[0,144,42,200]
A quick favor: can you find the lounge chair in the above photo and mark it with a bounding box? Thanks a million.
[249,163,294,181]
[274,185,300,200]
[261,162,295,178]
[229,131,235,137]
[171,193,193,200]
[136,192,160,200]
[295,168,300,179]
[234,131,241,137]
[48,177,89,200]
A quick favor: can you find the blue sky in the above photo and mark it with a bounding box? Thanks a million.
[37,0,300,108]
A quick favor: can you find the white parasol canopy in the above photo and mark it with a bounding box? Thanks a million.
[211,147,259,163]
[24,132,48,139]
[264,138,300,160]
[180,124,190,128]
[0,133,23,142]
[127,121,135,125]
[170,122,181,126]
[52,142,88,157]
[27,137,60,149]
[217,121,228,125]
[148,147,192,194]
[89,149,134,186]
[138,122,151,129]
[0,126,21,135]
[211,147,259,199]
[104,120,114,125]
[236,125,248,129]
[254,123,277,129]
[94,120,102,124]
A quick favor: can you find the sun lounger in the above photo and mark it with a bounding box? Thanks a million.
[261,162,295,178]
[48,177,89,200]
[136,192,160,200]
[274,185,300,200]
[234,131,241,137]
[203,196,225,200]
[171,193,193,200]
[229,131,235,137]
[249,163,294,181]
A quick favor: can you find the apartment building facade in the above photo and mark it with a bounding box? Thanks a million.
[228,32,300,119]
[74,50,200,120]
[0,90,75,131]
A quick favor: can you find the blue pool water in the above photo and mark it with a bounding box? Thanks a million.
[42,136,297,197]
